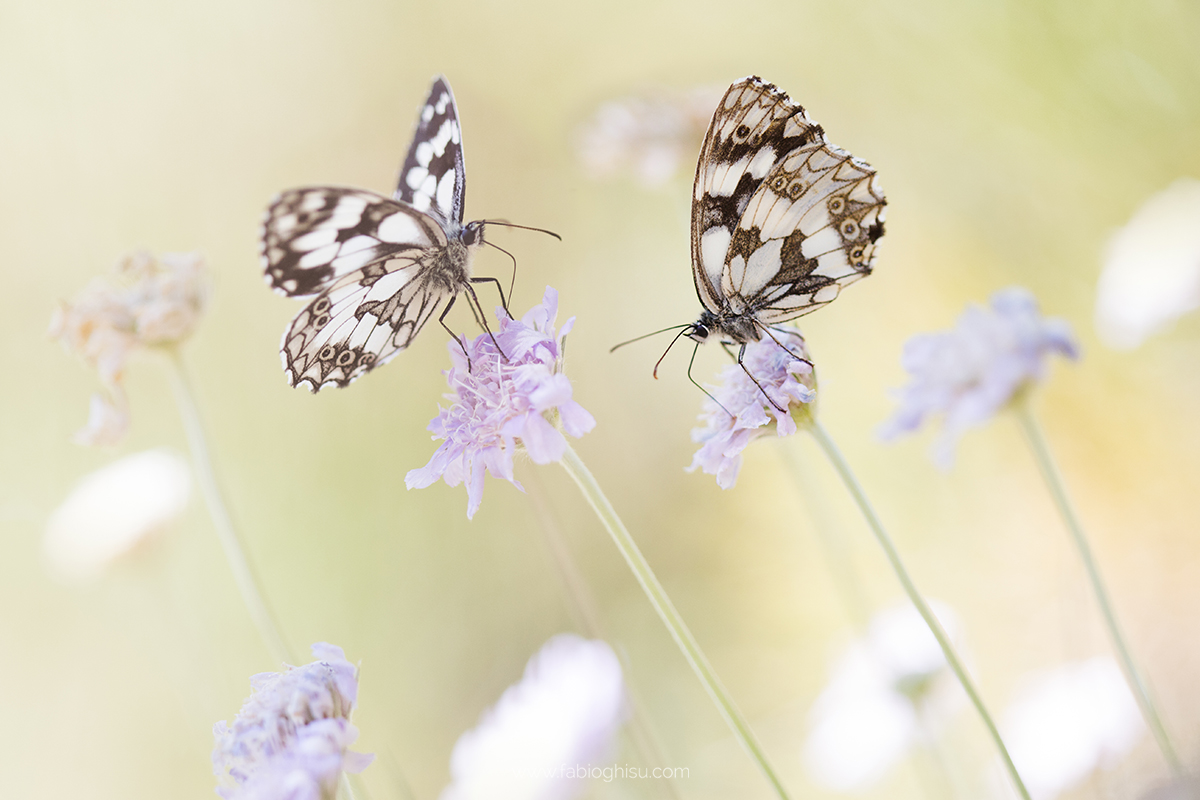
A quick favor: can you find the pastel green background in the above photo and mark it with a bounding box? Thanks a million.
[3,0,1198,797]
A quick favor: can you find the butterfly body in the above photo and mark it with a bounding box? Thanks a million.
[687,76,886,349]
[261,77,492,392]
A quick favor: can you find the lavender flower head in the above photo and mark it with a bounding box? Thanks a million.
[49,250,207,445]
[406,287,596,519]
[688,330,816,489]
[213,643,374,800]
[879,288,1078,467]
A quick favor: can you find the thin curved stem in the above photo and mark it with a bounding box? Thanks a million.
[808,420,1031,800]
[1013,400,1183,776]
[165,347,295,665]
[557,443,792,800]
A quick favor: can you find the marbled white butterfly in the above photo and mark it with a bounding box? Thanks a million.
[261,76,515,392]
[677,76,886,398]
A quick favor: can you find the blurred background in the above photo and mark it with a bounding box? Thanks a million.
[3,0,1199,797]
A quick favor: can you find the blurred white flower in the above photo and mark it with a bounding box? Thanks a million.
[1001,657,1143,800]
[1096,178,1200,349]
[441,634,627,800]
[50,250,208,445]
[43,449,191,582]
[575,85,722,187]
[803,602,965,792]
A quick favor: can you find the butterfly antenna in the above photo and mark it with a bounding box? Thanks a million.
[479,220,563,241]
[610,324,691,353]
[652,327,694,379]
[481,239,518,311]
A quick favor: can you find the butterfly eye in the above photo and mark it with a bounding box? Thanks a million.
[313,297,331,315]
[318,345,337,361]
[850,246,865,263]
[335,349,357,367]
[358,352,377,366]
[735,124,751,140]
[771,175,788,192]
[314,314,331,328]
[787,179,806,199]
[828,197,846,215]
[840,219,860,239]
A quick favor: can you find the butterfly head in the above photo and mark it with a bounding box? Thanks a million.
[462,220,487,247]
[687,309,760,345]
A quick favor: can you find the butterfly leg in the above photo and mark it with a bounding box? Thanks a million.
[469,275,510,318]
[763,326,814,370]
[686,341,733,417]
[438,295,474,372]
[736,343,788,413]
[463,282,510,362]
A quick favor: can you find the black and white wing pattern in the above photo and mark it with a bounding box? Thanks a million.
[261,76,483,392]
[688,76,886,343]
[394,76,466,224]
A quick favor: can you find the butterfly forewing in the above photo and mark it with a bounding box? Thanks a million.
[262,188,445,297]
[395,76,466,225]
[690,77,824,315]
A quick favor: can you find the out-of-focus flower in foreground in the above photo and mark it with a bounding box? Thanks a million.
[688,331,815,489]
[575,85,722,187]
[1001,657,1143,800]
[213,643,373,800]
[1096,178,1200,350]
[803,602,965,792]
[49,250,208,445]
[406,287,596,519]
[441,634,626,800]
[43,448,191,582]
[879,288,1078,468]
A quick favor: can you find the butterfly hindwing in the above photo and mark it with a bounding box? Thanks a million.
[722,141,886,321]
[262,188,446,298]
[281,253,453,391]
[394,76,466,225]
[691,77,824,314]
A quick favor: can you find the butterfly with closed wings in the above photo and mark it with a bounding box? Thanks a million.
[261,76,552,392]
[619,76,887,409]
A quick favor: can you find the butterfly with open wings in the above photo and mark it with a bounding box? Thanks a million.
[260,76,514,392]
[651,76,886,402]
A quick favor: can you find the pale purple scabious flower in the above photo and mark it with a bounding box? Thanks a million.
[406,287,596,519]
[688,330,816,489]
[213,643,374,800]
[879,288,1078,468]
[49,250,208,445]
[441,634,627,800]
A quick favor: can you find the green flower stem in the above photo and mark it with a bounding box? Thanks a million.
[808,420,1031,800]
[166,347,296,666]
[777,444,871,630]
[558,443,792,800]
[1013,399,1183,776]
[524,469,681,800]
